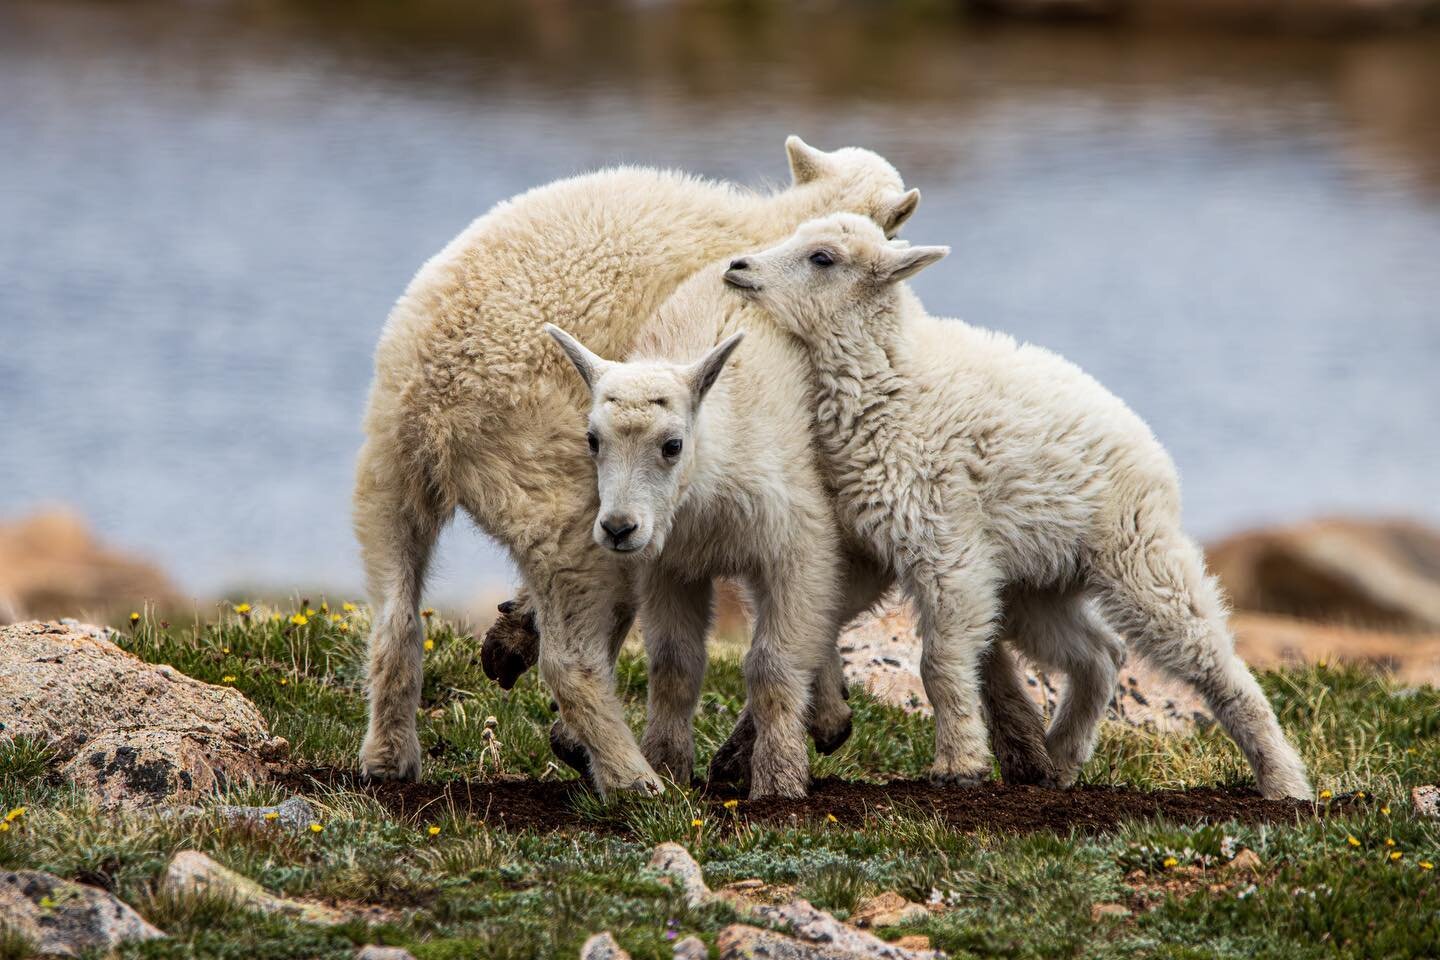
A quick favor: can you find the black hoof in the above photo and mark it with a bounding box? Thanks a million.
[481,604,540,690]
[811,715,853,756]
[707,710,756,787]
[549,721,593,781]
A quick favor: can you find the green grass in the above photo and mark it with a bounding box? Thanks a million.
[1,604,1437,958]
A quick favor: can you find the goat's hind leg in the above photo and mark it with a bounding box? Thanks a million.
[1091,522,1311,800]
[355,441,447,781]
[1009,590,1124,787]
[978,638,1055,787]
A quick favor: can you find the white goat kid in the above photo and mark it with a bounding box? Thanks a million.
[723,214,1312,799]
[545,314,840,798]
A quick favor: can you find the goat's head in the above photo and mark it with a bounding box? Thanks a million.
[723,212,947,346]
[784,135,922,239]
[545,323,745,558]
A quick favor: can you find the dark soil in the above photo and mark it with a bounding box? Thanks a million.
[277,767,1331,836]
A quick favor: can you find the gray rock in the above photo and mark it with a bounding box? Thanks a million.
[649,843,711,908]
[0,869,165,956]
[161,850,344,925]
[647,845,937,960]
[674,935,709,960]
[215,796,316,830]
[0,620,288,807]
[357,947,418,960]
[164,796,316,831]
[717,924,863,959]
[1414,784,1440,818]
[580,931,632,960]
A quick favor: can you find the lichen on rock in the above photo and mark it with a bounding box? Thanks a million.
[0,620,287,807]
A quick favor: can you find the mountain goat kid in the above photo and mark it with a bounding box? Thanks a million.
[721,213,1312,799]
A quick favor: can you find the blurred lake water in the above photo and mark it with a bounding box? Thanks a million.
[2,1,1438,603]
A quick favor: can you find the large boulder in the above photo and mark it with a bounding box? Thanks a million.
[0,870,164,956]
[1206,518,1440,631]
[0,509,179,624]
[839,602,1210,733]
[0,621,287,807]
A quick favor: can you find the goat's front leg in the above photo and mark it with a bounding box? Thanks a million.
[907,543,1002,786]
[638,572,714,785]
[529,540,661,798]
[743,567,835,799]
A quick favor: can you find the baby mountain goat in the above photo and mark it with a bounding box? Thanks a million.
[723,214,1312,800]
[545,301,850,799]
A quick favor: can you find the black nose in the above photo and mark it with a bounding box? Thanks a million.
[728,258,749,271]
[601,517,638,544]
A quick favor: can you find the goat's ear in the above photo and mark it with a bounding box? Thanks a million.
[544,323,610,393]
[687,331,745,407]
[875,244,948,284]
[786,136,830,185]
[881,188,921,235]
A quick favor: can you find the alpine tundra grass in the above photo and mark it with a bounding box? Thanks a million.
[0,604,1436,959]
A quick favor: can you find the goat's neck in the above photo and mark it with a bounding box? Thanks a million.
[806,304,913,459]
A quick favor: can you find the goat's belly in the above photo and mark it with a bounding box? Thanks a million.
[982,494,1093,589]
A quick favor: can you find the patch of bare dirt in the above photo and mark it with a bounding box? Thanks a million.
[276,768,1327,836]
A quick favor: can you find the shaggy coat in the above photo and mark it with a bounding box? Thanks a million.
[355,140,922,794]
[724,214,1312,799]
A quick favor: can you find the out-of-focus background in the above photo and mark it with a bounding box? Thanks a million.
[2,0,1439,639]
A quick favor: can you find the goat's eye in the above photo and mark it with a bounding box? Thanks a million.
[586,431,599,454]
[809,250,834,267]
[661,438,683,459]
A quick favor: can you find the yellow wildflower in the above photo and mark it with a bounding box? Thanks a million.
[1390,851,1404,861]
[343,602,357,613]
[271,613,282,622]
[1386,838,1396,847]
[129,612,140,624]
[338,623,349,633]
[826,813,838,824]
[1381,806,1392,816]
[427,825,441,837]
[0,822,8,833]
[1319,790,1332,800]
[304,607,316,617]
[221,675,236,684]
[1162,856,1179,868]
[1420,861,1434,871]
[278,678,288,686]
[290,613,309,626]
[421,608,435,619]
[6,807,27,822]
[320,602,329,613]
[1347,835,1361,847]
[723,799,739,810]
[263,812,280,822]
[423,638,434,652]
[234,603,251,615]
[222,647,230,654]
[690,818,703,828]
[1356,791,1366,799]
[329,614,342,624]
[309,822,323,834]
